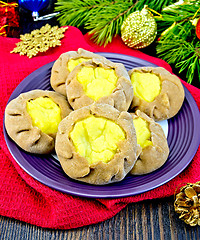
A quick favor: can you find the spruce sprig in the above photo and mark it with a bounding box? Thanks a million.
[55,0,112,28]
[55,0,200,84]
[55,0,175,46]
[156,2,200,84]
[86,0,176,45]
[85,0,134,46]
[157,36,200,84]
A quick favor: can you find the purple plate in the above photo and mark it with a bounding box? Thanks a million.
[3,53,200,198]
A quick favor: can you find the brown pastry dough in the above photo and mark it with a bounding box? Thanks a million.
[50,48,111,96]
[66,58,133,112]
[55,103,138,185]
[5,90,72,154]
[129,67,185,121]
[130,110,169,175]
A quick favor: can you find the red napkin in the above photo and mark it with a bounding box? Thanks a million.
[0,26,199,229]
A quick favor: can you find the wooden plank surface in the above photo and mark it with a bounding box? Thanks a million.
[0,197,200,240]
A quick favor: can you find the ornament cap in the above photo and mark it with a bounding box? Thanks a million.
[141,5,149,15]
[32,11,39,20]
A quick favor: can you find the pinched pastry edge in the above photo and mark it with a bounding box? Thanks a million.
[129,67,185,121]
[130,110,169,175]
[55,103,138,185]
[50,48,111,96]
[5,90,72,154]
[66,59,133,112]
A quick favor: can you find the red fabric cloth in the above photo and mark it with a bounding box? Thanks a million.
[0,26,199,229]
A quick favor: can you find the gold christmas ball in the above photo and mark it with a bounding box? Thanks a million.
[121,6,157,49]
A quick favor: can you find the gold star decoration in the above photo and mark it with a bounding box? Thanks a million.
[11,24,68,58]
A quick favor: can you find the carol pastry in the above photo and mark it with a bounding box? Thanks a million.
[130,110,169,175]
[5,90,72,154]
[55,103,138,185]
[129,67,185,120]
[50,48,111,96]
[66,58,133,111]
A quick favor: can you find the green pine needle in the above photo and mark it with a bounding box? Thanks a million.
[55,0,175,46]
[156,2,200,84]
[55,0,200,84]
[55,0,110,27]
[85,0,134,46]
[156,33,200,84]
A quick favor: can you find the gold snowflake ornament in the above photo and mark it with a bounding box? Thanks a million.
[11,24,68,58]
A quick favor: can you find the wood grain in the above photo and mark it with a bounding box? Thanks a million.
[0,197,200,240]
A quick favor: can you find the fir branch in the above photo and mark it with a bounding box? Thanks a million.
[156,2,200,84]
[55,0,176,46]
[155,4,200,36]
[54,0,200,84]
[86,0,176,46]
[156,2,200,23]
[156,25,200,84]
[85,0,135,46]
[134,0,175,12]
[55,0,114,28]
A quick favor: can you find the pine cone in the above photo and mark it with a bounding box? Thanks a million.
[174,182,200,226]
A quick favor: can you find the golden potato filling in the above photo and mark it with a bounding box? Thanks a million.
[67,58,89,72]
[131,72,161,102]
[26,97,62,135]
[70,115,125,164]
[77,66,118,101]
[133,117,152,149]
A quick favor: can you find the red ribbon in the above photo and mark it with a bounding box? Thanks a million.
[0,1,18,8]
[0,24,8,36]
[0,1,19,32]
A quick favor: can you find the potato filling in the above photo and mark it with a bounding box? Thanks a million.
[26,97,62,135]
[77,66,118,101]
[67,58,89,72]
[70,115,125,164]
[133,117,152,149]
[131,72,161,102]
